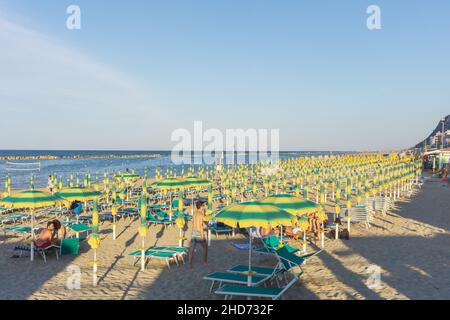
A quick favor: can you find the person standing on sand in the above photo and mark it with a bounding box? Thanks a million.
[47,175,53,193]
[442,166,449,187]
[188,201,208,268]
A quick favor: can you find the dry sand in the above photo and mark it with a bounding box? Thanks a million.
[1,175,450,300]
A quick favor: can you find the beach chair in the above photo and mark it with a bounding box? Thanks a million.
[68,223,92,238]
[373,196,392,216]
[208,220,234,238]
[1,226,35,240]
[214,247,305,300]
[400,189,414,198]
[146,212,174,225]
[254,235,299,255]
[343,205,373,229]
[226,264,284,280]
[13,242,59,262]
[0,213,31,225]
[204,272,272,293]
[129,246,187,269]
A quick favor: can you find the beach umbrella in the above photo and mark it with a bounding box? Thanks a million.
[55,186,102,203]
[151,177,187,217]
[259,194,319,216]
[259,194,320,244]
[182,176,211,214]
[215,201,293,285]
[151,177,187,189]
[87,199,100,286]
[0,185,64,261]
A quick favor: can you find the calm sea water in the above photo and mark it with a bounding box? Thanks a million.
[0,150,346,190]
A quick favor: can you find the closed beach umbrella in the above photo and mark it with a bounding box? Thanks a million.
[87,199,101,286]
[215,201,293,285]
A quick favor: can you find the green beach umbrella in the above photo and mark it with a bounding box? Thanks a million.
[259,194,319,216]
[150,177,188,189]
[215,201,293,285]
[55,186,102,203]
[0,187,64,261]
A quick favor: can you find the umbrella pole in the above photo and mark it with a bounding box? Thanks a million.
[248,231,252,286]
[303,231,307,253]
[93,249,98,287]
[30,209,34,261]
[113,216,116,240]
[141,237,145,271]
[280,225,283,244]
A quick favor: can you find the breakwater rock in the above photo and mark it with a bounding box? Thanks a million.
[0,154,166,161]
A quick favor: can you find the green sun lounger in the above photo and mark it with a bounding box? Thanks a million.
[129,247,186,269]
[146,213,174,225]
[1,226,33,235]
[68,224,92,238]
[254,236,299,255]
[227,265,282,277]
[204,272,270,293]
[215,283,293,300]
[215,247,306,300]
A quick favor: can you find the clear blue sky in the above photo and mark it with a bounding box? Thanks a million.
[0,0,449,151]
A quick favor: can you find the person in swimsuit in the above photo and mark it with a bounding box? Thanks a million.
[188,201,208,268]
[34,221,56,248]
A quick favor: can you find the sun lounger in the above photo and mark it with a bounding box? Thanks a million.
[254,236,299,255]
[13,243,59,262]
[209,221,233,238]
[343,205,373,229]
[215,283,295,300]
[129,247,186,269]
[214,247,305,300]
[146,213,174,225]
[227,265,282,277]
[0,213,31,225]
[204,272,270,293]
[68,223,92,238]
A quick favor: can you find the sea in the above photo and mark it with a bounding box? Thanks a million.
[0,150,349,190]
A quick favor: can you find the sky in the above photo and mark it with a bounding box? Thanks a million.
[0,0,449,151]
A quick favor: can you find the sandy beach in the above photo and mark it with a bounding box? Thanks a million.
[1,174,449,300]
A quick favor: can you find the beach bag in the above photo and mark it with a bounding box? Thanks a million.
[339,228,350,240]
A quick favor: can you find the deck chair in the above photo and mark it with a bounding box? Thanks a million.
[129,246,187,269]
[214,247,305,300]
[373,196,392,216]
[204,272,272,293]
[208,220,233,238]
[254,235,299,255]
[343,205,373,229]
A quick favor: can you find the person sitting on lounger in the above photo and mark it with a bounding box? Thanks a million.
[188,201,208,268]
[34,221,57,248]
[307,212,322,241]
[51,219,66,244]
